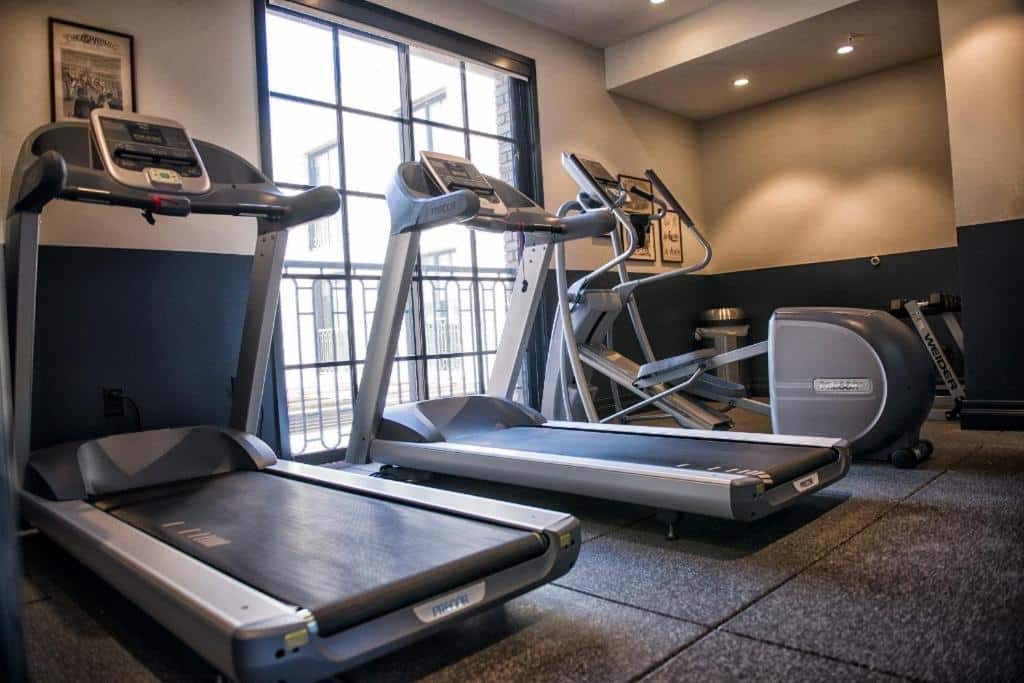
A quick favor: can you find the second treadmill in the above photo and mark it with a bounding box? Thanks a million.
[346,152,850,524]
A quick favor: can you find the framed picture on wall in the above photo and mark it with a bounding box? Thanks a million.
[659,211,684,263]
[617,175,653,215]
[50,18,136,122]
[618,219,658,262]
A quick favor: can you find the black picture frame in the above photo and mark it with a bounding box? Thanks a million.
[617,174,653,215]
[659,211,684,263]
[49,18,136,122]
[615,175,656,261]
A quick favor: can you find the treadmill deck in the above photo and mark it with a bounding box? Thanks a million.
[454,425,838,486]
[94,471,546,635]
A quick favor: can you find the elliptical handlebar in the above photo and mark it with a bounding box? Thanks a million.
[642,168,713,279]
[559,152,639,297]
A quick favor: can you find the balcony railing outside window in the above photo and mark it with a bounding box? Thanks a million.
[263,7,534,457]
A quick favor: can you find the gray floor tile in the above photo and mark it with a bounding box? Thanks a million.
[642,631,900,682]
[20,534,218,682]
[725,448,1024,681]
[554,443,954,626]
[345,584,705,683]
[23,598,164,683]
[20,545,48,605]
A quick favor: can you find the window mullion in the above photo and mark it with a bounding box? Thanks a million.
[400,43,430,401]
[332,26,360,411]
[459,61,488,394]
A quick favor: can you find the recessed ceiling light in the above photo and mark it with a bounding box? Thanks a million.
[837,34,857,55]
[733,77,750,87]
[650,0,666,4]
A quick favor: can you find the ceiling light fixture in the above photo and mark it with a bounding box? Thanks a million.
[650,0,666,5]
[733,77,750,87]
[837,34,856,55]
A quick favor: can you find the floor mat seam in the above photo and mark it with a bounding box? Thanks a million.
[581,512,657,544]
[692,452,982,680]
[715,627,925,681]
[716,455,974,625]
[549,583,709,627]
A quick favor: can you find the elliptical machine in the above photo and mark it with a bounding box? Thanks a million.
[543,153,935,468]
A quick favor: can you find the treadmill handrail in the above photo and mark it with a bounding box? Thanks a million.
[11,151,67,214]
[7,124,340,230]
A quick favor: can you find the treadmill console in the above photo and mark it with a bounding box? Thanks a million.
[90,110,210,194]
[571,154,621,204]
[420,151,507,217]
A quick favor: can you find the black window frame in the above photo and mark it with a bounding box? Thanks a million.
[253,0,544,460]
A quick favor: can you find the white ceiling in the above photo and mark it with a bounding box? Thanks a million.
[479,0,722,48]
[611,0,942,119]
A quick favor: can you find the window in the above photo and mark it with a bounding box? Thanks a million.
[257,1,541,457]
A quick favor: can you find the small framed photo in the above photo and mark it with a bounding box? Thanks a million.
[618,219,658,262]
[50,18,136,122]
[617,175,653,215]
[659,211,684,263]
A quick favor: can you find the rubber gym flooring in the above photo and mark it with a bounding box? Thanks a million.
[18,417,1024,681]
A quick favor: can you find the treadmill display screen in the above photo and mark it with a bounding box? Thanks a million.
[448,163,472,180]
[127,122,166,146]
[421,153,494,195]
[579,157,617,185]
[575,156,621,201]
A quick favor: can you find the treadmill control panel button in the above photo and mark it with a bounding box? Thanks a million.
[146,167,183,189]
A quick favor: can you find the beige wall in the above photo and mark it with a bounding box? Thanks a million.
[0,0,704,270]
[0,0,261,253]
[937,0,1024,226]
[700,57,955,274]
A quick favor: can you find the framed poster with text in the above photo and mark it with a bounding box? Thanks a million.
[659,211,684,263]
[50,18,136,122]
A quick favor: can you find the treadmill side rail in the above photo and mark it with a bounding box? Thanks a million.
[20,493,300,681]
[269,460,578,532]
[372,439,744,520]
[368,433,851,522]
[545,420,849,450]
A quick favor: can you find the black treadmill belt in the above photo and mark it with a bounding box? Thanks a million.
[96,472,545,635]
[457,426,837,486]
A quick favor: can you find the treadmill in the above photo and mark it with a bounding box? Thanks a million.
[2,112,579,682]
[346,152,851,526]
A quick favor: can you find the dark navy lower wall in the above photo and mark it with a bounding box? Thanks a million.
[31,246,280,452]
[703,248,961,394]
[539,247,961,405]
[30,244,964,454]
[956,218,1024,429]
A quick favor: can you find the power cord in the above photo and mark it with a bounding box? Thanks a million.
[107,388,143,432]
[124,396,143,432]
